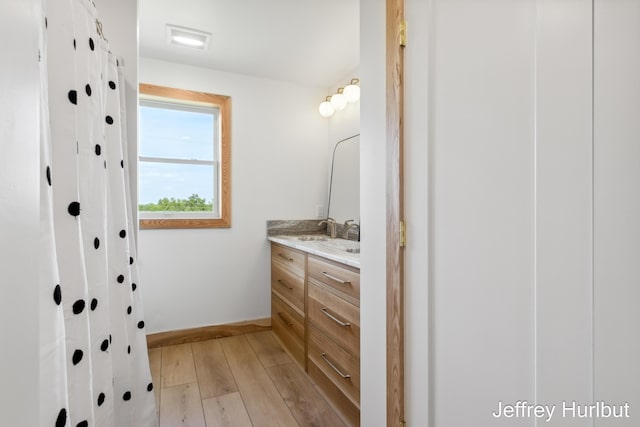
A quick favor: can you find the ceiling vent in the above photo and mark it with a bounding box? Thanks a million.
[166,24,211,50]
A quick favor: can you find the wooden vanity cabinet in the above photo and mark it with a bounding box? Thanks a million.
[270,242,361,426]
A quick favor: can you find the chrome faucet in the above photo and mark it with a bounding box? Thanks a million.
[318,218,337,239]
[342,220,359,239]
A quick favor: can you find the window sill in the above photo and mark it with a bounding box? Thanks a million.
[139,217,231,229]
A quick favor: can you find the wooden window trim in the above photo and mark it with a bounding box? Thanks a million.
[138,83,231,229]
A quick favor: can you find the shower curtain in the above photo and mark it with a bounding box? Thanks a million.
[39,0,157,425]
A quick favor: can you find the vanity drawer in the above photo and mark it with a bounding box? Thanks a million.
[271,261,304,313]
[307,280,360,357]
[271,244,306,275]
[308,255,360,303]
[271,292,304,368]
[308,326,360,426]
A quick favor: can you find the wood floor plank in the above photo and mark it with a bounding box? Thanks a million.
[202,392,253,427]
[149,347,162,416]
[221,335,298,427]
[246,331,292,368]
[267,363,346,427]
[161,343,198,388]
[159,382,205,427]
[192,339,238,399]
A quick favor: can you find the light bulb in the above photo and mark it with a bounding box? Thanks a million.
[330,88,347,111]
[343,79,360,103]
[319,97,335,117]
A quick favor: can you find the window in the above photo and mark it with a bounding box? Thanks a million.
[138,84,231,229]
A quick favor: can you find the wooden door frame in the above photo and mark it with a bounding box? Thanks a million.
[386,0,406,425]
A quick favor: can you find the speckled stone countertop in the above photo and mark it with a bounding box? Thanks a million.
[268,235,360,269]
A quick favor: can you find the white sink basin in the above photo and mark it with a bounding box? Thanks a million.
[319,239,360,254]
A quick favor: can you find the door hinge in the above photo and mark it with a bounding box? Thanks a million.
[400,421,407,427]
[400,221,407,247]
[400,21,407,47]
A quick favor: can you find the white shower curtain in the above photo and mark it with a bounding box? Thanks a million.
[40,0,157,425]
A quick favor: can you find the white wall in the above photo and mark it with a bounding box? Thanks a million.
[138,58,329,333]
[359,0,388,426]
[593,1,640,423]
[535,2,593,423]
[429,3,537,425]
[0,1,41,425]
[404,0,430,424]
[396,0,640,426]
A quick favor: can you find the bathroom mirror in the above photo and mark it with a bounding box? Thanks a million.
[327,134,360,226]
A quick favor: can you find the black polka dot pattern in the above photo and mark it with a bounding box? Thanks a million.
[53,284,62,305]
[72,299,85,315]
[68,201,80,216]
[55,408,66,427]
[45,31,152,423]
[68,90,77,105]
[72,349,83,365]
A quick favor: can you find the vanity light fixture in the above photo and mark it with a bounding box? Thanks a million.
[166,24,211,50]
[319,96,335,118]
[319,78,360,118]
[330,88,347,111]
[343,78,360,103]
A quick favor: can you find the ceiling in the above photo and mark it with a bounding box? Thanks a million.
[139,0,359,88]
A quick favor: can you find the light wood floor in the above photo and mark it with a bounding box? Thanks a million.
[148,331,347,427]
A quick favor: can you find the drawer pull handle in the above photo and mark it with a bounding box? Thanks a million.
[321,271,351,285]
[277,253,294,262]
[277,279,293,290]
[321,307,351,327]
[276,311,294,327]
[321,352,351,379]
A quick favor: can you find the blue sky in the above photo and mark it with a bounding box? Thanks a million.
[139,105,215,204]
